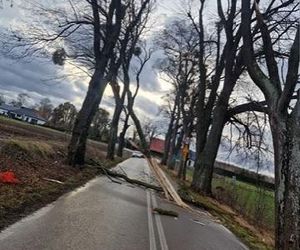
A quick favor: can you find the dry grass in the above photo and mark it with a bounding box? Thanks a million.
[0,116,124,231]
[1,139,56,158]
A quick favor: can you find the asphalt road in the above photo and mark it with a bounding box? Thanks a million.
[0,158,248,250]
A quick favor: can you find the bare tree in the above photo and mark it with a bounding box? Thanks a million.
[242,0,299,248]
[106,3,153,160]
[190,0,243,194]
[48,102,77,132]
[156,19,198,170]
[89,108,110,142]
[67,0,126,165]
[116,44,153,157]
[120,43,153,155]
[184,0,296,196]
[116,108,130,157]
[159,93,180,166]
[37,98,53,120]
[2,0,154,166]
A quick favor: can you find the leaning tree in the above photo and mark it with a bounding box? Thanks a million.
[2,0,154,166]
[106,3,153,160]
[116,43,153,157]
[67,0,153,165]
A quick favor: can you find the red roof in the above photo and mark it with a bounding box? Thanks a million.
[150,138,165,154]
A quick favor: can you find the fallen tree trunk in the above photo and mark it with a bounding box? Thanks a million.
[148,158,189,208]
[153,208,179,217]
[87,164,163,192]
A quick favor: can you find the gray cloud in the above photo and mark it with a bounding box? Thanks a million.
[0,57,91,108]
[133,95,160,117]
[0,0,173,118]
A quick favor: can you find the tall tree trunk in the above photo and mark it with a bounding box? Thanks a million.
[117,113,130,157]
[129,108,149,155]
[161,112,176,165]
[167,114,180,169]
[271,98,300,249]
[191,78,235,194]
[67,69,106,166]
[67,0,124,167]
[161,96,179,165]
[127,90,149,155]
[178,125,192,180]
[191,104,227,194]
[168,128,183,169]
[285,101,300,249]
[106,102,123,160]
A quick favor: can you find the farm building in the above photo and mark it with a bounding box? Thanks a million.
[0,104,19,115]
[149,137,165,155]
[0,104,47,125]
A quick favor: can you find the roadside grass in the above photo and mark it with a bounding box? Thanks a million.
[164,167,274,249]
[1,139,57,158]
[178,185,274,250]
[0,116,126,231]
[0,116,67,136]
[212,176,274,230]
[0,167,97,231]
[186,168,274,231]
[0,137,123,231]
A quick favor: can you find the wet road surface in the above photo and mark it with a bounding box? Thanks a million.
[0,158,248,250]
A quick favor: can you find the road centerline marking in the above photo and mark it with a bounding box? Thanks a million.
[145,160,157,250]
[147,191,157,250]
[151,191,169,250]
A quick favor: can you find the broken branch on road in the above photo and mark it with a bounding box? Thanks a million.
[153,207,179,217]
[87,163,163,192]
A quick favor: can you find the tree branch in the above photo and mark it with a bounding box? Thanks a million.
[278,27,300,112]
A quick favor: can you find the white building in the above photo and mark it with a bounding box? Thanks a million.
[0,104,19,116]
[0,104,47,125]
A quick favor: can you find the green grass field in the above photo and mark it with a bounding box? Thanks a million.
[186,169,274,231]
[212,176,274,230]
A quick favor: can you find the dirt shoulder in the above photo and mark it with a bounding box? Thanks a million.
[0,117,122,231]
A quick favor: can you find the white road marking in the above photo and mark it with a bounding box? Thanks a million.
[147,191,157,250]
[145,161,157,250]
[145,159,169,250]
[151,192,169,250]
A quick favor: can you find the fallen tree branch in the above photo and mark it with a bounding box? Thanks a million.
[148,158,189,208]
[101,167,123,185]
[153,207,179,217]
[42,178,64,185]
[87,164,163,192]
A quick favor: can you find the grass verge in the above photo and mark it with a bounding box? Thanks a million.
[163,167,274,250]
[178,185,274,250]
[0,124,124,231]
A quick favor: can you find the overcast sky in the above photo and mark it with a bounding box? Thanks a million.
[0,0,275,175]
[0,0,183,118]
[0,0,222,118]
